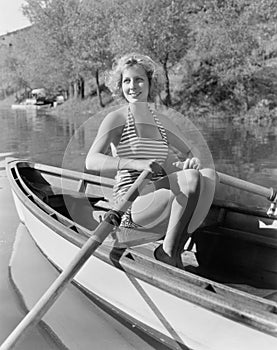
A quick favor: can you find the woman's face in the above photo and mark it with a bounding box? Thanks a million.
[121,65,150,103]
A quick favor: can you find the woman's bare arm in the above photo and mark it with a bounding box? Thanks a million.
[86,107,159,175]
[85,109,125,174]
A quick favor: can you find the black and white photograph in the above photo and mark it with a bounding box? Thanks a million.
[1,1,277,349]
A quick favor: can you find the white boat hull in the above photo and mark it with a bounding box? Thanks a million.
[11,190,277,350]
[11,104,52,110]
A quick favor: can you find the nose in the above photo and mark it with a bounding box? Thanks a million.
[129,79,136,90]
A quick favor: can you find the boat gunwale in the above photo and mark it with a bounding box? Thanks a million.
[13,159,275,219]
[6,159,277,337]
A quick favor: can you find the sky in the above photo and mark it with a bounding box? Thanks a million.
[0,0,31,36]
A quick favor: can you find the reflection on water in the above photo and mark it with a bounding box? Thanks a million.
[0,108,81,166]
[1,106,277,210]
[196,115,277,209]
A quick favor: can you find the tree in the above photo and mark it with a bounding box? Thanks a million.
[110,0,191,106]
[0,41,18,98]
[178,0,275,112]
[70,0,113,106]
[22,0,113,105]
[0,29,35,99]
[22,0,85,98]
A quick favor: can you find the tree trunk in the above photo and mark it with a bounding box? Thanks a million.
[76,75,85,99]
[69,82,75,99]
[64,89,69,100]
[95,69,104,108]
[162,54,171,107]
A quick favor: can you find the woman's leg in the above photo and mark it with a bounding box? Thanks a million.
[175,168,217,267]
[158,169,201,266]
[132,169,202,266]
[187,168,217,233]
[131,185,173,230]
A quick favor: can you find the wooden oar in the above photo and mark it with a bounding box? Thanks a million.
[0,170,151,350]
[217,171,277,216]
[218,172,274,199]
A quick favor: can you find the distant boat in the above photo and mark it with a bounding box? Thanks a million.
[12,94,56,110]
[5,159,277,350]
[11,103,53,110]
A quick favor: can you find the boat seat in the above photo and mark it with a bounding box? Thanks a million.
[104,227,165,248]
[46,191,106,206]
[22,176,107,215]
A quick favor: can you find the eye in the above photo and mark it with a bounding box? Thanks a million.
[123,78,130,83]
[135,78,144,84]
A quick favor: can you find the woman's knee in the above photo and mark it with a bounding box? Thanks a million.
[200,168,218,183]
[178,169,201,197]
[199,168,218,195]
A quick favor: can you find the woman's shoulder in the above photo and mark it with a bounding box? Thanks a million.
[101,105,128,130]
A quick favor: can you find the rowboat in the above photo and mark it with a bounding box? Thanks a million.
[5,158,277,350]
[11,102,54,110]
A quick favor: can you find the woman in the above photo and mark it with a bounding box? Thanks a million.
[86,53,216,267]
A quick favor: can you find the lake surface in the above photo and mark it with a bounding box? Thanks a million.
[2,105,277,208]
[0,105,276,348]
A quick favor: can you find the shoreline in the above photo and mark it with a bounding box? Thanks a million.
[0,95,16,108]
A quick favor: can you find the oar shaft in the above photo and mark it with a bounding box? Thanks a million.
[217,172,274,200]
[0,170,150,350]
[0,222,110,350]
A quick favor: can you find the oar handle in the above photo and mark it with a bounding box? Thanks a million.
[0,170,151,350]
[217,172,276,201]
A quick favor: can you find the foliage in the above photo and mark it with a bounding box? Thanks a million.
[19,0,113,104]
[22,0,83,95]
[0,28,36,99]
[1,0,277,116]
[109,0,191,105]
[70,0,113,105]
[171,0,277,115]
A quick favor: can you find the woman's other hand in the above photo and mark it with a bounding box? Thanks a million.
[173,157,201,170]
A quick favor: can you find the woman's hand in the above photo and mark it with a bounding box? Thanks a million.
[132,159,162,173]
[173,157,201,170]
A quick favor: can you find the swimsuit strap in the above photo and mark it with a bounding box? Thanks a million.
[149,108,168,144]
[127,105,168,144]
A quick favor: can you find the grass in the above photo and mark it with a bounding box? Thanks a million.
[51,91,118,122]
[0,95,16,108]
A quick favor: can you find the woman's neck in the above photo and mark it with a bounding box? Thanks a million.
[129,102,151,120]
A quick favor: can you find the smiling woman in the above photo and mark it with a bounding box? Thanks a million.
[107,53,165,103]
[122,65,150,103]
[85,53,216,268]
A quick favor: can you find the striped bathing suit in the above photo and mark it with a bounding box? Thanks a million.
[112,106,169,228]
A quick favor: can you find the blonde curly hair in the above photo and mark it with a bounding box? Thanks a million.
[106,53,165,102]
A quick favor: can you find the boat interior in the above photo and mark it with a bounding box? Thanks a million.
[11,162,277,308]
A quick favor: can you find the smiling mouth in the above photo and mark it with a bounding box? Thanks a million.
[129,92,141,98]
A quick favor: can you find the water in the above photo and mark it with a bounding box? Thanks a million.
[197,114,277,209]
[2,107,277,203]
[0,106,277,348]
